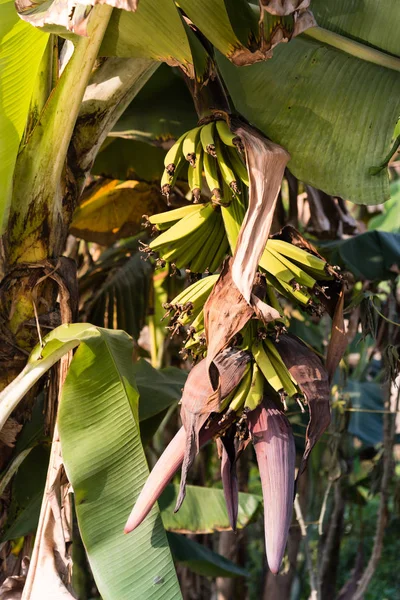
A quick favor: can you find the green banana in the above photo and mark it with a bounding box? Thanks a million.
[215,136,240,195]
[244,363,264,412]
[169,275,218,307]
[203,151,222,202]
[182,126,201,166]
[229,367,252,413]
[216,120,242,149]
[189,213,220,273]
[259,248,298,285]
[267,246,317,289]
[252,341,284,394]
[266,239,328,272]
[187,142,203,203]
[149,204,202,230]
[164,131,187,176]
[149,203,214,251]
[264,339,298,398]
[226,147,249,187]
[200,122,217,156]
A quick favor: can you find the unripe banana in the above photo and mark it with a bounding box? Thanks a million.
[182,126,201,166]
[200,122,217,156]
[164,131,187,176]
[266,239,327,273]
[189,213,220,273]
[149,204,202,230]
[216,119,242,149]
[260,248,297,285]
[267,247,317,289]
[244,363,264,412]
[252,341,284,394]
[264,339,298,398]
[209,230,230,273]
[226,147,249,187]
[149,203,214,251]
[170,275,217,307]
[203,151,222,202]
[215,136,240,195]
[188,142,203,203]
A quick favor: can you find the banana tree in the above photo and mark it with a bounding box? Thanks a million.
[0,0,399,598]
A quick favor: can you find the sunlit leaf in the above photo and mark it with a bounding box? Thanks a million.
[59,328,181,599]
[0,0,48,231]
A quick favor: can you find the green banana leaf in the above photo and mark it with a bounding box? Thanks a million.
[321,231,400,280]
[345,380,385,447]
[100,1,192,70]
[217,36,400,205]
[159,484,262,534]
[135,359,186,421]
[167,532,248,578]
[59,328,181,600]
[368,179,400,233]
[0,0,48,231]
[311,0,400,57]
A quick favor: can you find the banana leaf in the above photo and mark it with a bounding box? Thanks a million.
[368,180,400,233]
[159,484,261,534]
[217,37,400,205]
[0,0,49,231]
[167,532,248,578]
[59,328,181,599]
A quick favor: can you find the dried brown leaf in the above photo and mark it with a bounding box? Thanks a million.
[259,0,310,16]
[273,334,330,474]
[21,427,75,600]
[16,0,138,36]
[231,122,290,309]
[204,257,255,367]
[0,418,22,448]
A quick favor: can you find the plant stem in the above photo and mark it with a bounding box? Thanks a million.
[294,493,319,600]
[9,5,113,263]
[304,27,400,73]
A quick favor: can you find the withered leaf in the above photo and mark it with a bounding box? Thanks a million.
[204,257,255,367]
[273,334,330,474]
[16,0,138,36]
[248,395,295,574]
[259,0,310,16]
[231,122,290,309]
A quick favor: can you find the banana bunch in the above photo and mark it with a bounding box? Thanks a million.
[143,202,229,274]
[163,275,218,337]
[161,120,246,203]
[217,332,304,418]
[220,192,338,310]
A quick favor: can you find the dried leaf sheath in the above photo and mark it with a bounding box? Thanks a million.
[231,123,290,307]
[273,334,331,474]
[248,396,296,574]
[177,348,251,511]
